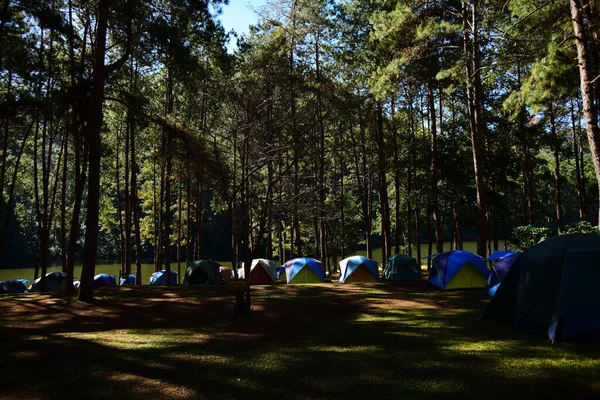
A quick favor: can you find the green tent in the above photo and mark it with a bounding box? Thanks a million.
[184,260,222,285]
[482,233,600,341]
[384,254,420,281]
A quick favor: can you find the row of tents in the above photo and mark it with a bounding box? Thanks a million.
[2,233,598,342]
[0,251,508,293]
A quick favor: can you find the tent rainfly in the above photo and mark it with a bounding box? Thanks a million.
[385,254,420,281]
[339,256,379,283]
[239,259,277,284]
[282,257,325,284]
[428,250,489,290]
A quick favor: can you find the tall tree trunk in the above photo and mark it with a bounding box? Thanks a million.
[0,73,10,240]
[428,80,443,254]
[79,0,133,299]
[406,87,415,257]
[570,0,600,226]
[60,112,68,272]
[130,106,142,285]
[79,0,110,301]
[463,0,487,257]
[163,66,173,285]
[391,99,401,255]
[376,102,391,264]
[548,102,563,233]
[571,97,587,220]
[124,107,131,278]
[116,128,125,274]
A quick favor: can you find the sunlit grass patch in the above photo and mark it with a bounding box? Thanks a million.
[56,329,210,350]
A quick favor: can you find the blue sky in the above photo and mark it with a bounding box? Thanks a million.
[217,0,268,52]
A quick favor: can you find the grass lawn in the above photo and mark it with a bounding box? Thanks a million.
[0,283,598,399]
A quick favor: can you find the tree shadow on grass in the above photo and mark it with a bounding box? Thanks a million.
[1,284,599,399]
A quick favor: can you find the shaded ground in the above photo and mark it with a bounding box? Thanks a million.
[0,282,599,400]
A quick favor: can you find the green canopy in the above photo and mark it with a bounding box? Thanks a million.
[184,260,222,285]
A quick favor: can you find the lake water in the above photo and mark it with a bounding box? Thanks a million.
[0,242,488,283]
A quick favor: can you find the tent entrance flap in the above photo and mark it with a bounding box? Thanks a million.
[289,266,323,284]
[445,262,488,289]
[249,265,275,284]
[346,265,378,283]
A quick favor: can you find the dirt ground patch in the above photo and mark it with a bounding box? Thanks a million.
[0,282,448,337]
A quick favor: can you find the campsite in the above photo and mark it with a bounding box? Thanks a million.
[3,0,600,398]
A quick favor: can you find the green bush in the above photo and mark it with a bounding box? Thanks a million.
[563,221,600,234]
[509,225,553,251]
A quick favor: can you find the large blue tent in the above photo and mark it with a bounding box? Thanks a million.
[428,250,489,290]
[482,234,600,341]
[339,256,379,283]
[283,257,325,284]
[485,253,520,298]
[148,270,178,285]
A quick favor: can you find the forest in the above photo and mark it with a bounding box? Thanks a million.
[1,0,600,300]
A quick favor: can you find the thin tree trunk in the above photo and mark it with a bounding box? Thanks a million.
[428,80,443,254]
[163,66,173,285]
[571,97,587,220]
[116,127,125,274]
[376,102,391,264]
[125,104,132,278]
[60,111,68,272]
[548,102,563,233]
[130,104,142,285]
[415,208,421,267]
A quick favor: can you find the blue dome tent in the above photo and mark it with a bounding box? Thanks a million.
[339,256,379,283]
[148,270,178,285]
[428,250,489,290]
[93,273,117,289]
[282,257,325,284]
